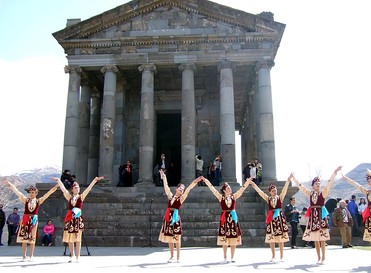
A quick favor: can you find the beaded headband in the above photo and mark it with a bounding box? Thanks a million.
[268,183,276,191]
[311,177,320,186]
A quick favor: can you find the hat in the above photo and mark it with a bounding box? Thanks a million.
[366,169,371,180]
[268,183,276,191]
[311,177,320,186]
[72,182,80,188]
[26,185,38,193]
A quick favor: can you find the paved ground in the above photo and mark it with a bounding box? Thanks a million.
[0,244,370,272]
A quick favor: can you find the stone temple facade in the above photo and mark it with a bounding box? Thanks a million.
[53,0,285,186]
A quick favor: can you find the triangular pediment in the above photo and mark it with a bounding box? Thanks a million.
[53,0,285,44]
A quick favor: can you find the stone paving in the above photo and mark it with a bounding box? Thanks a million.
[0,245,370,272]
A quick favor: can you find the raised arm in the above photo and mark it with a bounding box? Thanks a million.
[322,166,342,198]
[160,170,172,199]
[279,174,293,201]
[291,176,310,198]
[81,176,105,201]
[342,174,368,195]
[38,184,59,205]
[180,177,201,203]
[50,177,71,200]
[2,178,27,203]
[250,181,268,202]
[234,177,253,199]
[202,177,222,202]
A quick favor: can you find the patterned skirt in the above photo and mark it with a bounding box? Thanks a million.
[303,207,330,242]
[158,210,182,244]
[16,214,38,244]
[217,211,242,246]
[63,216,84,243]
[265,211,289,244]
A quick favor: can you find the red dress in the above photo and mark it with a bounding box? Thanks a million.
[362,191,371,241]
[303,191,330,241]
[63,195,84,243]
[265,196,289,243]
[159,197,183,243]
[17,198,39,244]
[217,195,242,246]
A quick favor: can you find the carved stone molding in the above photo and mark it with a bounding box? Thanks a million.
[101,65,119,74]
[217,60,236,72]
[256,60,275,70]
[178,63,196,73]
[138,63,156,73]
[64,65,82,74]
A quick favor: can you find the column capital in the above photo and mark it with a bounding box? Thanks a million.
[256,60,275,70]
[217,60,235,72]
[64,65,82,74]
[138,63,156,73]
[101,65,119,74]
[178,63,196,72]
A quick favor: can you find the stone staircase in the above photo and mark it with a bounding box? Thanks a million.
[37,182,299,247]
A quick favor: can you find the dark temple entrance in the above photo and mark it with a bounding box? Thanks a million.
[156,113,181,186]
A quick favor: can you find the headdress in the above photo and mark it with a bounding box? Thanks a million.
[366,169,371,180]
[220,183,229,193]
[268,183,276,191]
[72,182,80,188]
[311,177,320,186]
[26,185,38,193]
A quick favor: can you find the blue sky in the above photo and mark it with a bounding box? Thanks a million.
[1,0,370,183]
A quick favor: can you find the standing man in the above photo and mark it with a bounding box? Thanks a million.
[0,204,5,246]
[285,196,300,249]
[195,154,204,186]
[333,199,353,248]
[253,158,263,185]
[6,207,20,246]
[347,195,360,237]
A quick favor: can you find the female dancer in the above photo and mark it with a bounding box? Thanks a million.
[2,178,58,261]
[51,176,104,262]
[202,176,252,263]
[159,169,202,263]
[342,169,371,241]
[250,175,292,263]
[291,166,342,264]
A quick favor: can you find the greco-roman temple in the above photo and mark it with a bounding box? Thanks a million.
[44,0,292,247]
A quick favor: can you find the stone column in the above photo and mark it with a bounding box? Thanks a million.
[87,91,101,184]
[76,79,92,184]
[218,61,237,183]
[62,65,82,174]
[179,63,196,183]
[137,63,156,185]
[256,60,276,180]
[99,65,118,182]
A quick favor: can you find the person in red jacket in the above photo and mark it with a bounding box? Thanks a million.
[41,219,55,246]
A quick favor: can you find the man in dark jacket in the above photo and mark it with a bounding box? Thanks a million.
[333,199,353,248]
[284,196,300,249]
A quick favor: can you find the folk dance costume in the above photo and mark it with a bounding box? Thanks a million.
[252,181,290,244]
[295,175,337,242]
[4,184,58,245]
[343,172,371,242]
[158,178,197,244]
[63,195,84,243]
[204,178,251,246]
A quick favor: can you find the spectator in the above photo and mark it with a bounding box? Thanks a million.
[207,161,215,184]
[117,160,133,187]
[0,204,5,246]
[333,200,353,248]
[213,155,222,185]
[249,162,257,183]
[284,196,300,249]
[195,154,204,186]
[347,195,360,237]
[6,207,20,246]
[41,220,55,246]
[253,158,263,185]
[60,169,73,190]
[242,162,252,181]
[358,197,367,226]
